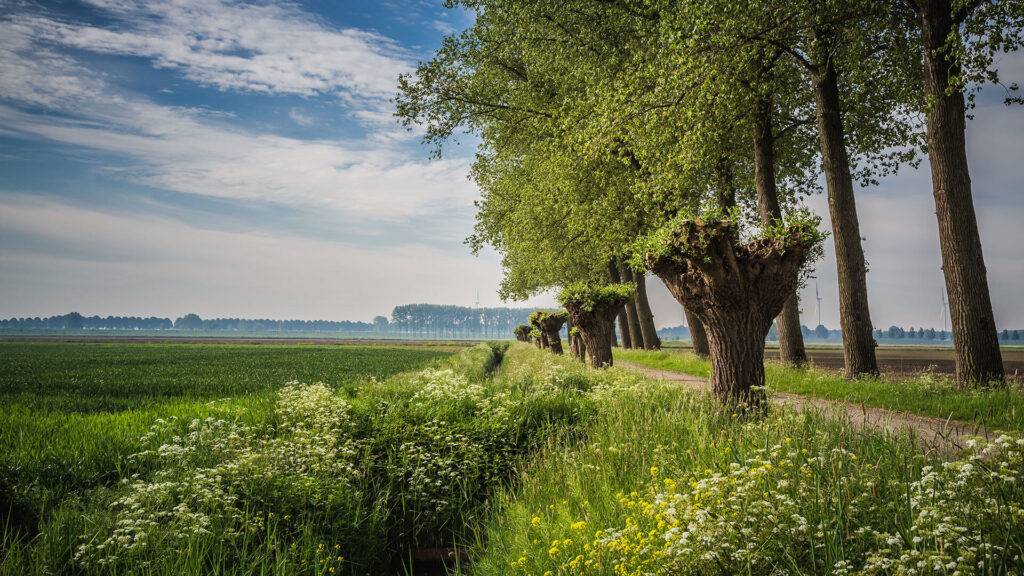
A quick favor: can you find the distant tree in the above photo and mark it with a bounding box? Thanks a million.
[766,323,779,342]
[1001,329,1010,341]
[373,316,389,332]
[926,328,936,340]
[175,313,203,330]
[918,327,925,339]
[63,312,84,330]
[1014,330,1021,341]
[815,324,830,339]
[909,327,916,339]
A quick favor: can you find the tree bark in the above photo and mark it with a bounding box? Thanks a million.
[809,44,879,378]
[538,314,567,355]
[563,298,630,369]
[633,273,661,350]
[619,261,645,348]
[646,220,816,409]
[608,261,633,349]
[918,0,1004,385]
[683,306,710,358]
[753,93,808,367]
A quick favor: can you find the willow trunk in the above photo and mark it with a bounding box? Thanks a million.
[633,273,661,350]
[810,50,878,377]
[684,307,710,358]
[919,0,1003,385]
[608,261,633,349]
[753,95,807,367]
[619,262,645,348]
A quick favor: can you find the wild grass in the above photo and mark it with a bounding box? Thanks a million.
[616,348,1024,432]
[469,346,1024,575]
[1,342,593,574]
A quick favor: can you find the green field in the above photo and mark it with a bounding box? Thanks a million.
[616,347,1024,432]
[3,342,1023,575]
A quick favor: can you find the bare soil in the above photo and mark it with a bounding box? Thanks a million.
[618,361,993,456]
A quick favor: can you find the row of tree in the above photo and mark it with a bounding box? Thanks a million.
[399,0,1021,405]
[0,312,375,332]
[388,304,541,337]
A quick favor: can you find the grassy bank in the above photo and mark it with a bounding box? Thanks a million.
[2,342,594,574]
[469,345,1024,575]
[616,348,1024,433]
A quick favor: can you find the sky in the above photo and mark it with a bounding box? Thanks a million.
[0,0,1021,329]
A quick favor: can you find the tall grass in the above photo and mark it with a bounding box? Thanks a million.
[616,348,1024,432]
[469,346,1024,575]
[1,343,590,574]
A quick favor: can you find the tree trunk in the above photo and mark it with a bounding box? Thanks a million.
[538,314,567,356]
[684,306,710,358]
[753,93,808,367]
[608,261,633,349]
[563,308,619,369]
[919,0,1003,385]
[646,220,816,409]
[633,273,661,350]
[703,308,771,408]
[619,261,645,348]
[809,46,879,378]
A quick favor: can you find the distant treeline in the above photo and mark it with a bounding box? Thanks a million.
[0,305,544,337]
[0,312,375,332]
[388,304,541,338]
[659,322,1023,343]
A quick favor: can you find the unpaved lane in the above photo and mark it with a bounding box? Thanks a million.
[617,361,994,455]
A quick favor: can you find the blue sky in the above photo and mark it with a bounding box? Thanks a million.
[0,0,1022,328]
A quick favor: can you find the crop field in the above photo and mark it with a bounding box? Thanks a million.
[664,340,1024,376]
[4,342,1024,575]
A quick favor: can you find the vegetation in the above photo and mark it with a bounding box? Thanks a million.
[470,346,1024,576]
[1,342,597,574]
[616,348,1024,433]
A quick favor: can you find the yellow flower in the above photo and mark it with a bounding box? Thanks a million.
[571,520,587,531]
[650,466,659,477]
[531,516,542,528]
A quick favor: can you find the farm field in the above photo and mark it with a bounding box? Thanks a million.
[3,342,1023,575]
[662,340,1024,376]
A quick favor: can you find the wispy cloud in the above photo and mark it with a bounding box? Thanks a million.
[0,2,476,236]
[288,107,314,126]
[21,0,411,99]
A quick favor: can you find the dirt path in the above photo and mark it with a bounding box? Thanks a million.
[617,361,992,456]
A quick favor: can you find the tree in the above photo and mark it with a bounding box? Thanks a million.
[513,324,532,342]
[638,211,824,408]
[558,282,635,368]
[895,0,1021,385]
[815,324,830,339]
[531,310,569,354]
[63,312,83,330]
[606,261,633,349]
[373,315,389,332]
[175,313,203,330]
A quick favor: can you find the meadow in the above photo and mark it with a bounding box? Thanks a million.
[2,341,1023,575]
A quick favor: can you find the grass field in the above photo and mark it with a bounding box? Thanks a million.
[0,342,456,554]
[4,342,1023,575]
[616,347,1024,432]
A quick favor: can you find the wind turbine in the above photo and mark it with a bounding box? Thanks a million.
[815,282,823,327]
[941,287,948,334]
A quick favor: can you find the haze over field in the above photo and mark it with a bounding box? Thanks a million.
[0,0,1022,329]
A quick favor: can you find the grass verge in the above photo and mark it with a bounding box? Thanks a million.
[616,348,1024,433]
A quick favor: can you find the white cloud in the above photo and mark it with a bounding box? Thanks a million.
[288,107,314,126]
[0,3,478,235]
[22,1,411,99]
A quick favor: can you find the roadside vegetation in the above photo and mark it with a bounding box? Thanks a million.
[4,342,1024,574]
[617,348,1024,433]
